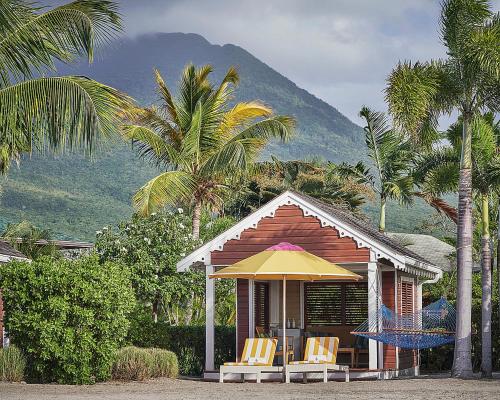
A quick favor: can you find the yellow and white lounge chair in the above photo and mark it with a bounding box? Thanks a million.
[219,338,280,383]
[285,337,349,383]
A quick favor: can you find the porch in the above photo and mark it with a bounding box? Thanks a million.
[177,191,442,381]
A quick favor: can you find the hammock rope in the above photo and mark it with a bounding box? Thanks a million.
[351,297,456,350]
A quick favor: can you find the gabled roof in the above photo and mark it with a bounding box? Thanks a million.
[0,241,28,262]
[386,232,460,272]
[177,190,442,280]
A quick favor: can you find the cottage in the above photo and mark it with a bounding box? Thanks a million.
[177,190,445,380]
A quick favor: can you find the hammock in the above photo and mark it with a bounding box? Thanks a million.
[351,298,456,350]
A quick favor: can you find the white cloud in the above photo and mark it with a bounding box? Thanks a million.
[119,0,500,124]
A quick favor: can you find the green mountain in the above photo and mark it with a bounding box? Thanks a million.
[0,33,440,241]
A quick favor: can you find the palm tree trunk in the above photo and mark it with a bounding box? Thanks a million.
[480,194,492,377]
[379,198,386,233]
[192,199,202,240]
[497,201,500,345]
[452,113,474,378]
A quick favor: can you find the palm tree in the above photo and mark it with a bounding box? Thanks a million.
[0,0,129,174]
[123,65,295,239]
[1,220,59,260]
[385,0,500,377]
[418,114,500,376]
[224,157,369,217]
[335,106,414,232]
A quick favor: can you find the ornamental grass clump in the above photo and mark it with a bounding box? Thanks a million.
[147,348,178,378]
[112,347,154,381]
[0,345,26,382]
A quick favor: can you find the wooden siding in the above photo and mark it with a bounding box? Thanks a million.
[211,205,370,265]
[236,279,249,359]
[382,271,396,369]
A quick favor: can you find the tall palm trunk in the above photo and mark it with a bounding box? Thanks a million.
[497,202,500,339]
[452,114,474,378]
[192,198,202,240]
[480,194,492,377]
[379,197,386,233]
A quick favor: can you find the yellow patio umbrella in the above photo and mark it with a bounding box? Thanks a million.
[209,242,362,370]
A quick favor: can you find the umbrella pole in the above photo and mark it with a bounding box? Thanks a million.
[282,276,287,376]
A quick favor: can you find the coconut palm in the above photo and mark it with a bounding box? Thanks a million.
[224,157,369,218]
[385,0,500,377]
[123,65,295,239]
[414,113,500,377]
[0,1,130,174]
[335,106,414,232]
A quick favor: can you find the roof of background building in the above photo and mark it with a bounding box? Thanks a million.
[0,241,28,260]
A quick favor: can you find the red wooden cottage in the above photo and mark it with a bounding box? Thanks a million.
[177,190,443,380]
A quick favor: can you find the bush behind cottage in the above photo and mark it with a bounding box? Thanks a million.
[0,255,136,384]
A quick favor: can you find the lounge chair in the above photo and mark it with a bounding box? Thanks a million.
[219,338,280,383]
[285,337,349,383]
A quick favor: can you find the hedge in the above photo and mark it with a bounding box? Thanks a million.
[0,255,135,384]
[128,318,235,376]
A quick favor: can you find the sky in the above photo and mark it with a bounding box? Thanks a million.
[54,0,500,126]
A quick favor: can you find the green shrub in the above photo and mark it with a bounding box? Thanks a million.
[0,255,136,384]
[112,347,153,381]
[0,345,26,382]
[128,314,235,376]
[147,348,178,378]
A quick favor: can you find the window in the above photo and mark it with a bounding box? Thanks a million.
[305,282,368,326]
[254,282,269,329]
[400,281,414,315]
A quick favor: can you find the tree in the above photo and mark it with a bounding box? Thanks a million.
[1,220,59,259]
[123,65,295,239]
[0,255,135,384]
[0,0,130,175]
[417,114,500,376]
[335,106,414,232]
[224,156,369,218]
[385,0,500,377]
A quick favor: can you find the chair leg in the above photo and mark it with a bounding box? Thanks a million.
[323,365,328,383]
[219,370,224,383]
[303,372,307,383]
[241,373,245,383]
[345,368,350,383]
[256,371,261,383]
[285,370,290,383]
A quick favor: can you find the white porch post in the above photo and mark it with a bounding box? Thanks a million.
[248,280,255,338]
[368,253,378,370]
[205,263,215,372]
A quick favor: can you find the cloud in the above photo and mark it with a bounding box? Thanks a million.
[50,0,500,125]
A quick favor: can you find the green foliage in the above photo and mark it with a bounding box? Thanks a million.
[0,255,135,384]
[95,209,203,325]
[421,269,500,371]
[127,316,235,376]
[0,0,130,175]
[0,345,26,382]
[1,220,59,260]
[124,64,295,240]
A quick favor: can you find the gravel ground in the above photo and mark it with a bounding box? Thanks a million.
[1,375,499,400]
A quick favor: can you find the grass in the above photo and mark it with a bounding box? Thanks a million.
[0,345,26,382]
[112,346,178,381]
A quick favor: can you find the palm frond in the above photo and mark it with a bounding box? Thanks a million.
[0,76,131,157]
[153,68,180,128]
[133,171,196,216]
[121,125,180,167]
[0,0,121,86]
[413,191,458,223]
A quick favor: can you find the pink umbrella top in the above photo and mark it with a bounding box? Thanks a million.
[266,242,304,251]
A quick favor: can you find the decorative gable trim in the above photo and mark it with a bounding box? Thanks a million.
[176,191,440,279]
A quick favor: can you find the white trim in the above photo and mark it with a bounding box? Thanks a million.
[248,280,255,338]
[367,261,378,370]
[205,263,215,371]
[176,191,441,279]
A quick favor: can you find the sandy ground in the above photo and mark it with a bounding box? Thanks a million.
[1,375,499,400]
